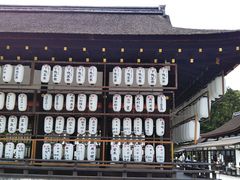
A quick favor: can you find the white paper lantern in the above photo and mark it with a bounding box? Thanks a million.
[181,124,186,142]
[53,143,63,160]
[135,94,144,112]
[148,67,157,86]
[136,67,145,86]
[55,116,65,134]
[207,82,214,103]
[64,65,74,84]
[122,144,132,162]
[133,118,142,136]
[18,115,28,134]
[14,64,24,83]
[145,144,154,162]
[157,94,166,113]
[2,64,13,83]
[52,65,62,84]
[215,76,224,98]
[124,95,133,112]
[4,142,14,159]
[196,121,200,140]
[18,93,27,111]
[54,94,64,111]
[6,92,16,111]
[15,143,25,159]
[112,118,121,136]
[42,143,52,160]
[66,93,75,111]
[124,67,134,86]
[77,94,87,111]
[42,94,52,111]
[76,66,86,85]
[87,143,96,161]
[123,117,132,135]
[44,116,54,134]
[146,95,155,112]
[156,118,165,136]
[89,117,98,135]
[77,117,86,135]
[75,143,85,160]
[112,94,121,112]
[0,115,6,133]
[111,144,120,161]
[0,142,3,158]
[66,117,76,135]
[41,64,51,83]
[181,123,187,142]
[159,67,168,86]
[210,80,218,100]
[88,66,98,85]
[133,144,143,162]
[198,97,209,119]
[64,143,74,160]
[8,115,17,133]
[156,145,165,163]
[145,118,153,136]
[112,66,122,85]
[186,121,195,141]
[89,94,98,112]
[0,92,5,110]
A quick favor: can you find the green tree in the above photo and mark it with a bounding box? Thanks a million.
[201,88,240,133]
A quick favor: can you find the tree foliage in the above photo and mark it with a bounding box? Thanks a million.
[201,88,240,133]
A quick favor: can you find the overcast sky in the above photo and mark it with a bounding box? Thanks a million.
[0,0,240,89]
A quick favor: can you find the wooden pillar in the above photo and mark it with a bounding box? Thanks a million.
[30,140,36,165]
[171,142,174,161]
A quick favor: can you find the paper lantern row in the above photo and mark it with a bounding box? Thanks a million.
[174,97,209,125]
[41,64,98,85]
[173,120,200,143]
[1,64,25,83]
[0,115,28,134]
[208,76,227,103]
[1,64,170,87]
[111,144,165,163]
[112,66,169,86]
[41,143,165,163]
[112,118,165,137]
[0,142,27,159]
[42,142,98,161]
[0,92,28,111]
[44,116,98,135]
[113,94,166,113]
[175,76,227,125]
[43,93,98,112]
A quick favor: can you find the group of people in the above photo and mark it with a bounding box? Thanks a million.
[175,153,196,162]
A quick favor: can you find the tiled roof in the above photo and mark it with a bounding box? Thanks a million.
[0,5,233,35]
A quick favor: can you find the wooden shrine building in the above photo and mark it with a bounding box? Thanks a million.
[0,5,239,179]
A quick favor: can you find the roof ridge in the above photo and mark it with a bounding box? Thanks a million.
[0,5,166,15]
[201,115,240,138]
